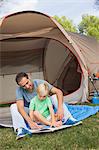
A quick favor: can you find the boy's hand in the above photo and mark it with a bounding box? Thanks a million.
[29,122,42,130]
[50,121,55,128]
[55,121,62,127]
[51,120,62,127]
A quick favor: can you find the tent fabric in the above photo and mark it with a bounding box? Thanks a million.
[0,106,12,127]
[0,104,99,128]
[0,11,99,104]
[68,31,99,74]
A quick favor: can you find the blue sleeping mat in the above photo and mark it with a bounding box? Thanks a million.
[66,104,99,121]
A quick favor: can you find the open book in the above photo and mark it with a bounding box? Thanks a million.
[28,120,82,134]
[29,124,76,133]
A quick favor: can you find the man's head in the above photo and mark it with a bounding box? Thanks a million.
[15,72,33,91]
[37,83,49,100]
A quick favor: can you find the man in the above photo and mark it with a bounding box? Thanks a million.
[10,72,80,139]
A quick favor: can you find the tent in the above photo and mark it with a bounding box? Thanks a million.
[0,11,99,105]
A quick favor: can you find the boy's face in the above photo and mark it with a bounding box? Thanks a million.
[18,77,33,91]
[38,94,47,100]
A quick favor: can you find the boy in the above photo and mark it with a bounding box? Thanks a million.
[29,83,62,127]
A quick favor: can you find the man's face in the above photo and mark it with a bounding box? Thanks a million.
[18,77,33,91]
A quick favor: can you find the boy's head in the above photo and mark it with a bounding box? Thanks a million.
[37,83,49,100]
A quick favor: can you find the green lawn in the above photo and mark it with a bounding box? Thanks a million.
[0,112,99,150]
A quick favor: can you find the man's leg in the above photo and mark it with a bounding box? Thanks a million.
[10,103,29,132]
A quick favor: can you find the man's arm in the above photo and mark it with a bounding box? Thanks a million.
[16,100,40,129]
[50,87,64,120]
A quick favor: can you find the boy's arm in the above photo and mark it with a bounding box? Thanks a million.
[49,105,62,128]
[49,105,56,127]
[50,87,64,120]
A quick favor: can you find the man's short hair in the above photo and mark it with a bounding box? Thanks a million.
[15,72,29,85]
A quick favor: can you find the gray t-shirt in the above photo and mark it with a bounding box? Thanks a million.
[16,79,53,107]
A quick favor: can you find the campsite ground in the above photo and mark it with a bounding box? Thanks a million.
[0,111,99,150]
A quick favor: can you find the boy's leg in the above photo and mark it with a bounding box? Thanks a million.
[10,103,29,132]
[50,94,74,121]
[33,111,51,126]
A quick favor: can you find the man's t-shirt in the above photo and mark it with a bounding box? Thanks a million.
[29,96,52,118]
[16,79,53,107]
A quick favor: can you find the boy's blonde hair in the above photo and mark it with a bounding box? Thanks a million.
[37,83,49,96]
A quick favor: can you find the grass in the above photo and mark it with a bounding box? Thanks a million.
[0,112,99,150]
[0,103,11,107]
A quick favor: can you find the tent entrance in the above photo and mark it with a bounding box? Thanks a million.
[44,39,82,95]
[56,57,82,95]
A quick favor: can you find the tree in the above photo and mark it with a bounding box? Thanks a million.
[0,0,7,3]
[78,15,99,40]
[95,0,99,9]
[53,15,77,32]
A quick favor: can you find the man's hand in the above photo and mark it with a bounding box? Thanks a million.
[57,107,64,120]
